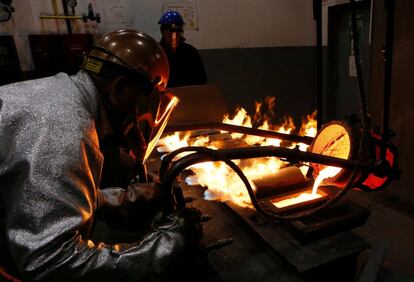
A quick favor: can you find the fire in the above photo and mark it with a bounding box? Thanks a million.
[223,108,252,139]
[298,111,317,151]
[157,96,318,208]
[157,132,190,152]
[299,111,318,137]
[187,160,256,207]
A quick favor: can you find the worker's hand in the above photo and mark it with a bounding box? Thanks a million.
[127,182,160,203]
[97,182,161,231]
[146,171,160,184]
[174,207,203,248]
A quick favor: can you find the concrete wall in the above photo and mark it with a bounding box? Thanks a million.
[0,0,320,123]
[0,0,318,71]
[200,47,317,123]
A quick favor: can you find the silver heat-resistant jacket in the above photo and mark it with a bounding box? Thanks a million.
[0,71,187,281]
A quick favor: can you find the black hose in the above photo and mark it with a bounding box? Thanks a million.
[350,0,370,128]
[301,0,372,215]
[313,0,323,129]
[160,146,362,221]
[296,0,373,217]
[290,0,374,218]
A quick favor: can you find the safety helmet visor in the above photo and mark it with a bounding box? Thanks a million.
[160,23,183,33]
[136,90,179,163]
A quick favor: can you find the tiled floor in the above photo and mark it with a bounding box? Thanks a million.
[346,189,414,281]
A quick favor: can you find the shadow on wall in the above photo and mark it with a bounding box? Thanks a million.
[199,46,318,126]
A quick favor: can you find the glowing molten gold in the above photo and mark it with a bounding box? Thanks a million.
[272,192,322,208]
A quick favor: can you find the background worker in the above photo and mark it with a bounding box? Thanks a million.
[159,10,207,88]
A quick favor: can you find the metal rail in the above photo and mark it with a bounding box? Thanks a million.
[165,122,314,145]
[159,145,400,220]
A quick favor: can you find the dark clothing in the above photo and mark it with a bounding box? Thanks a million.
[160,39,207,88]
[100,141,136,189]
[0,71,191,281]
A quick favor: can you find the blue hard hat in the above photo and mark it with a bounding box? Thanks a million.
[159,11,185,31]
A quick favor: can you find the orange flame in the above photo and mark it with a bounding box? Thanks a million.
[157,97,318,208]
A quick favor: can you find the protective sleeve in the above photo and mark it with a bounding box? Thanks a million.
[1,104,187,281]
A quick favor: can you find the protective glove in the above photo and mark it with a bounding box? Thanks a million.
[98,182,160,207]
[127,181,160,203]
[97,182,161,231]
[170,207,203,249]
[100,146,136,188]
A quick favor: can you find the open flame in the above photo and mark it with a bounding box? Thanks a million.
[157,97,317,208]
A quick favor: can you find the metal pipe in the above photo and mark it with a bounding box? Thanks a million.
[51,0,59,16]
[159,147,349,221]
[164,122,314,144]
[159,145,399,220]
[39,15,83,20]
[159,148,263,215]
[350,0,369,131]
[313,0,323,129]
[61,0,72,34]
[159,145,400,184]
[181,146,399,176]
[381,0,395,160]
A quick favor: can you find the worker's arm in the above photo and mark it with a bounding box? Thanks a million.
[96,181,162,232]
[2,109,200,281]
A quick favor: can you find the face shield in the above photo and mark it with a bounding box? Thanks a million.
[171,32,178,51]
[139,90,179,163]
[161,24,183,52]
[122,87,179,164]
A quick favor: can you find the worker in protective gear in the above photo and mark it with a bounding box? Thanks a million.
[0,29,203,281]
[159,11,207,88]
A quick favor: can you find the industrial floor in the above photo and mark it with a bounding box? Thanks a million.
[346,189,414,281]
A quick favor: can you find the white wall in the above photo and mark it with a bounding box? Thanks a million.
[0,0,319,70]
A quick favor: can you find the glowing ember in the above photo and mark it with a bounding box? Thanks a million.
[157,96,318,208]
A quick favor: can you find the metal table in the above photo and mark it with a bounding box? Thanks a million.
[185,185,369,282]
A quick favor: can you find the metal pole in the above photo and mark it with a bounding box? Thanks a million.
[382,0,395,160]
[313,0,323,129]
[39,15,83,20]
[161,145,400,179]
[164,122,314,144]
[61,0,72,34]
